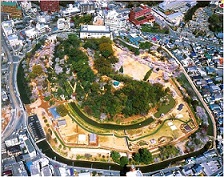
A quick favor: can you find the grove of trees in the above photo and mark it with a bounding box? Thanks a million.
[78,37,167,119]
[132,148,153,164]
[159,145,180,160]
[208,14,223,32]
[51,35,168,121]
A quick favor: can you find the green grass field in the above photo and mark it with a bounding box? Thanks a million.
[154,95,176,118]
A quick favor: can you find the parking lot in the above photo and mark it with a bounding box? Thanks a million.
[28,114,45,142]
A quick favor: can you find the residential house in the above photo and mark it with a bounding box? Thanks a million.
[192,164,204,175]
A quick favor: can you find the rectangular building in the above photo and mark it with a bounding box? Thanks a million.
[1,1,22,19]
[40,0,59,12]
[129,4,155,26]
[24,138,36,158]
[80,25,112,39]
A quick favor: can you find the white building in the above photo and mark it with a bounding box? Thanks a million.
[159,0,187,12]
[25,28,38,39]
[5,138,20,147]
[61,4,80,17]
[37,15,51,24]
[104,10,127,31]
[80,25,112,39]
[2,20,14,36]
[167,12,184,26]
[36,23,51,33]
[20,1,32,11]
[7,34,23,47]
[57,18,70,30]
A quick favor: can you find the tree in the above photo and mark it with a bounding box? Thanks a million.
[99,43,113,58]
[111,151,120,163]
[119,66,123,73]
[208,14,223,32]
[132,152,141,163]
[108,56,119,64]
[120,156,129,167]
[139,41,153,50]
[56,104,68,117]
[138,148,153,164]
[134,49,140,56]
[143,68,153,81]
[32,64,43,77]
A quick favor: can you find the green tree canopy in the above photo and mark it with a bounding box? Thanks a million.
[132,152,141,162]
[208,14,223,32]
[56,104,68,117]
[139,41,153,50]
[133,148,153,164]
[143,68,153,81]
[99,43,113,58]
[120,156,129,167]
[111,151,120,163]
[138,148,153,164]
[32,64,43,77]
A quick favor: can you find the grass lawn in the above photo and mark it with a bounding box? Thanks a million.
[154,95,176,118]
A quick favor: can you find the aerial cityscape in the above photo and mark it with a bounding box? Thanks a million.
[1,0,223,176]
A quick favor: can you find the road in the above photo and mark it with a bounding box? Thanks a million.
[1,33,25,142]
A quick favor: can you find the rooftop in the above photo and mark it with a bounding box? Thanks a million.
[80,25,110,32]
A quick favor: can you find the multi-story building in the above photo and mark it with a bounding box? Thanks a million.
[104,10,127,31]
[2,20,14,36]
[57,18,70,30]
[40,0,59,12]
[77,1,95,14]
[1,1,22,19]
[129,4,155,26]
[80,25,112,39]
[61,4,80,17]
[158,0,187,12]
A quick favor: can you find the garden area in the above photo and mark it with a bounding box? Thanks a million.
[140,23,169,34]
[18,32,202,167]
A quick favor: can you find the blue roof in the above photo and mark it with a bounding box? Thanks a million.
[205,66,215,73]
[209,104,220,110]
[49,107,60,119]
[191,52,196,57]
[193,164,203,173]
[216,32,223,39]
[206,79,213,84]
[70,168,74,176]
[25,161,33,172]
